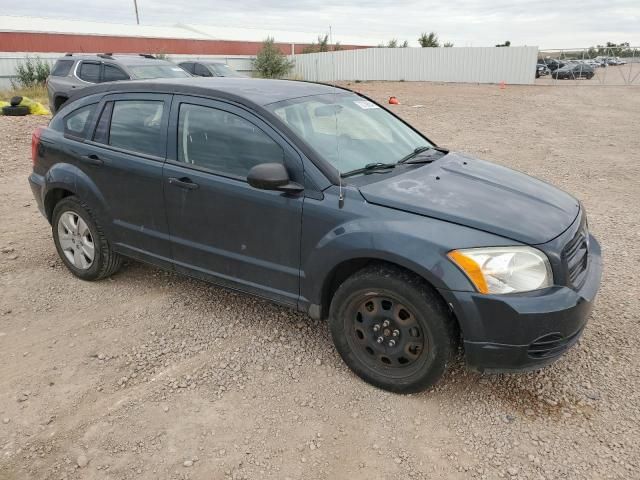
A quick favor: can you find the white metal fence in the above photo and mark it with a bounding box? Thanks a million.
[0,53,256,88]
[290,46,539,85]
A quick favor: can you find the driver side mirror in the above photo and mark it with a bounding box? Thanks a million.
[247,163,303,193]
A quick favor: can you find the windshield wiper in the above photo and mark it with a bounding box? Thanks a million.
[397,146,433,164]
[340,162,397,178]
[397,145,448,164]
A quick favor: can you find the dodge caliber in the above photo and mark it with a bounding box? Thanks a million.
[29,78,602,392]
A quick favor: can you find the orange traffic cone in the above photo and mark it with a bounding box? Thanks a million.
[389,96,399,104]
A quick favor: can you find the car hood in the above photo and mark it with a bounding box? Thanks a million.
[357,152,580,244]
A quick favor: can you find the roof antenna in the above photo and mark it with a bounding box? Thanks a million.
[329,25,345,209]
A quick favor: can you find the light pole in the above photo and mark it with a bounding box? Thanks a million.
[133,0,140,24]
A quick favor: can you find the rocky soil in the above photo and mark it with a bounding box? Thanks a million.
[1,83,639,479]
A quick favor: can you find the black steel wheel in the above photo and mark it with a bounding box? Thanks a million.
[347,295,427,374]
[329,264,457,393]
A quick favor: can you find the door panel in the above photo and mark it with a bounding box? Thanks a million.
[82,93,173,264]
[163,96,304,304]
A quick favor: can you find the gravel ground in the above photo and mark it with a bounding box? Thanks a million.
[1,83,639,480]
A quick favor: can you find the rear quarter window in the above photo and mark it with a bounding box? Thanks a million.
[51,60,74,77]
[63,103,98,139]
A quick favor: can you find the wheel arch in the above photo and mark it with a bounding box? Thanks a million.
[317,258,460,337]
[53,95,68,112]
[43,162,110,228]
[44,187,74,222]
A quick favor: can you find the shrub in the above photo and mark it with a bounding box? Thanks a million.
[13,57,51,88]
[418,32,440,48]
[254,38,294,78]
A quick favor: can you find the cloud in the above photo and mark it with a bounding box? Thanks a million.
[1,0,639,48]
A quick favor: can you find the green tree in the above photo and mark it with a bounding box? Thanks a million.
[302,34,331,54]
[496,40,511,47]
[254,37,294,78]
[13,56,51,88]
[387,39,399,48]
[443,42,454,48]
[418,32,439,47]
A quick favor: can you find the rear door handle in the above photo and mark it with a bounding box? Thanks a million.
[80,154,103,166]
[168,177,199,190]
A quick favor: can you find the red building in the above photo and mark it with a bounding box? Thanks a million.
[0,15,369,56]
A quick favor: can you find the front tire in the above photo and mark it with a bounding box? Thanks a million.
[52,196,122,281]
[329,265,457,393]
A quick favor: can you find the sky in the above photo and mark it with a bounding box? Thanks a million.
[1,0,639,49]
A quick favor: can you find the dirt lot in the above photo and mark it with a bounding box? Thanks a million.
[1,83,639,480]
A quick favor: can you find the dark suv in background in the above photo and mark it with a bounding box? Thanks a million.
[178,60,246,78]
[46,54,190,113]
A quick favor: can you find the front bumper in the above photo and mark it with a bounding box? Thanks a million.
[439,234,602,373]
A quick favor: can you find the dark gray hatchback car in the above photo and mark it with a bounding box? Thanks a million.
[29,78,602,392]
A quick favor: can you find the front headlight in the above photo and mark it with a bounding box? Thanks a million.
[448,246,553,294]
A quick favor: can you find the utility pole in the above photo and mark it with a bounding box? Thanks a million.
[133,0,140,24]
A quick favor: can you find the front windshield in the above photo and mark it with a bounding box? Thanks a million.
[129,65,190,79]
[209,63,245,77]
[267,93,432,173]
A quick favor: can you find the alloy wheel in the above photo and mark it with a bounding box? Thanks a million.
[57,211,95,269]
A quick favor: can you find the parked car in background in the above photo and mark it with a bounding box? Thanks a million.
[46,54,191,113]
[540,58,565,71]
[535,63,550,78]
[178,61,246,78]
[28,78,602,393]
[552,64,595,80]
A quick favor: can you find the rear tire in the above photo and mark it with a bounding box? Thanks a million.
[52,196,122,281]
[53,96,68,113]
[329,264,457,393]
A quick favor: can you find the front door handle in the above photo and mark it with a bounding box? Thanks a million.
[168,177,199,190]
[80,154,103,166]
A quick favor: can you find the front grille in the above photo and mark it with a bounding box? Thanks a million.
[528,329,583,359]
[563,219,589,288]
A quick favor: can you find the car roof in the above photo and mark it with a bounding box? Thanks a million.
[68,77,348,107]
[58,54,173,66]
[179,60,225,65]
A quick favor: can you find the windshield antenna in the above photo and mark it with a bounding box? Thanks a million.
[329,25,345,208]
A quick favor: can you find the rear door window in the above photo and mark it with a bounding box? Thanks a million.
[103,64,129,82]
[108,100,165,157]
[194,63,212,77]
[179,62,194,74]
[78,62,101,83]
[51,59,74,76]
